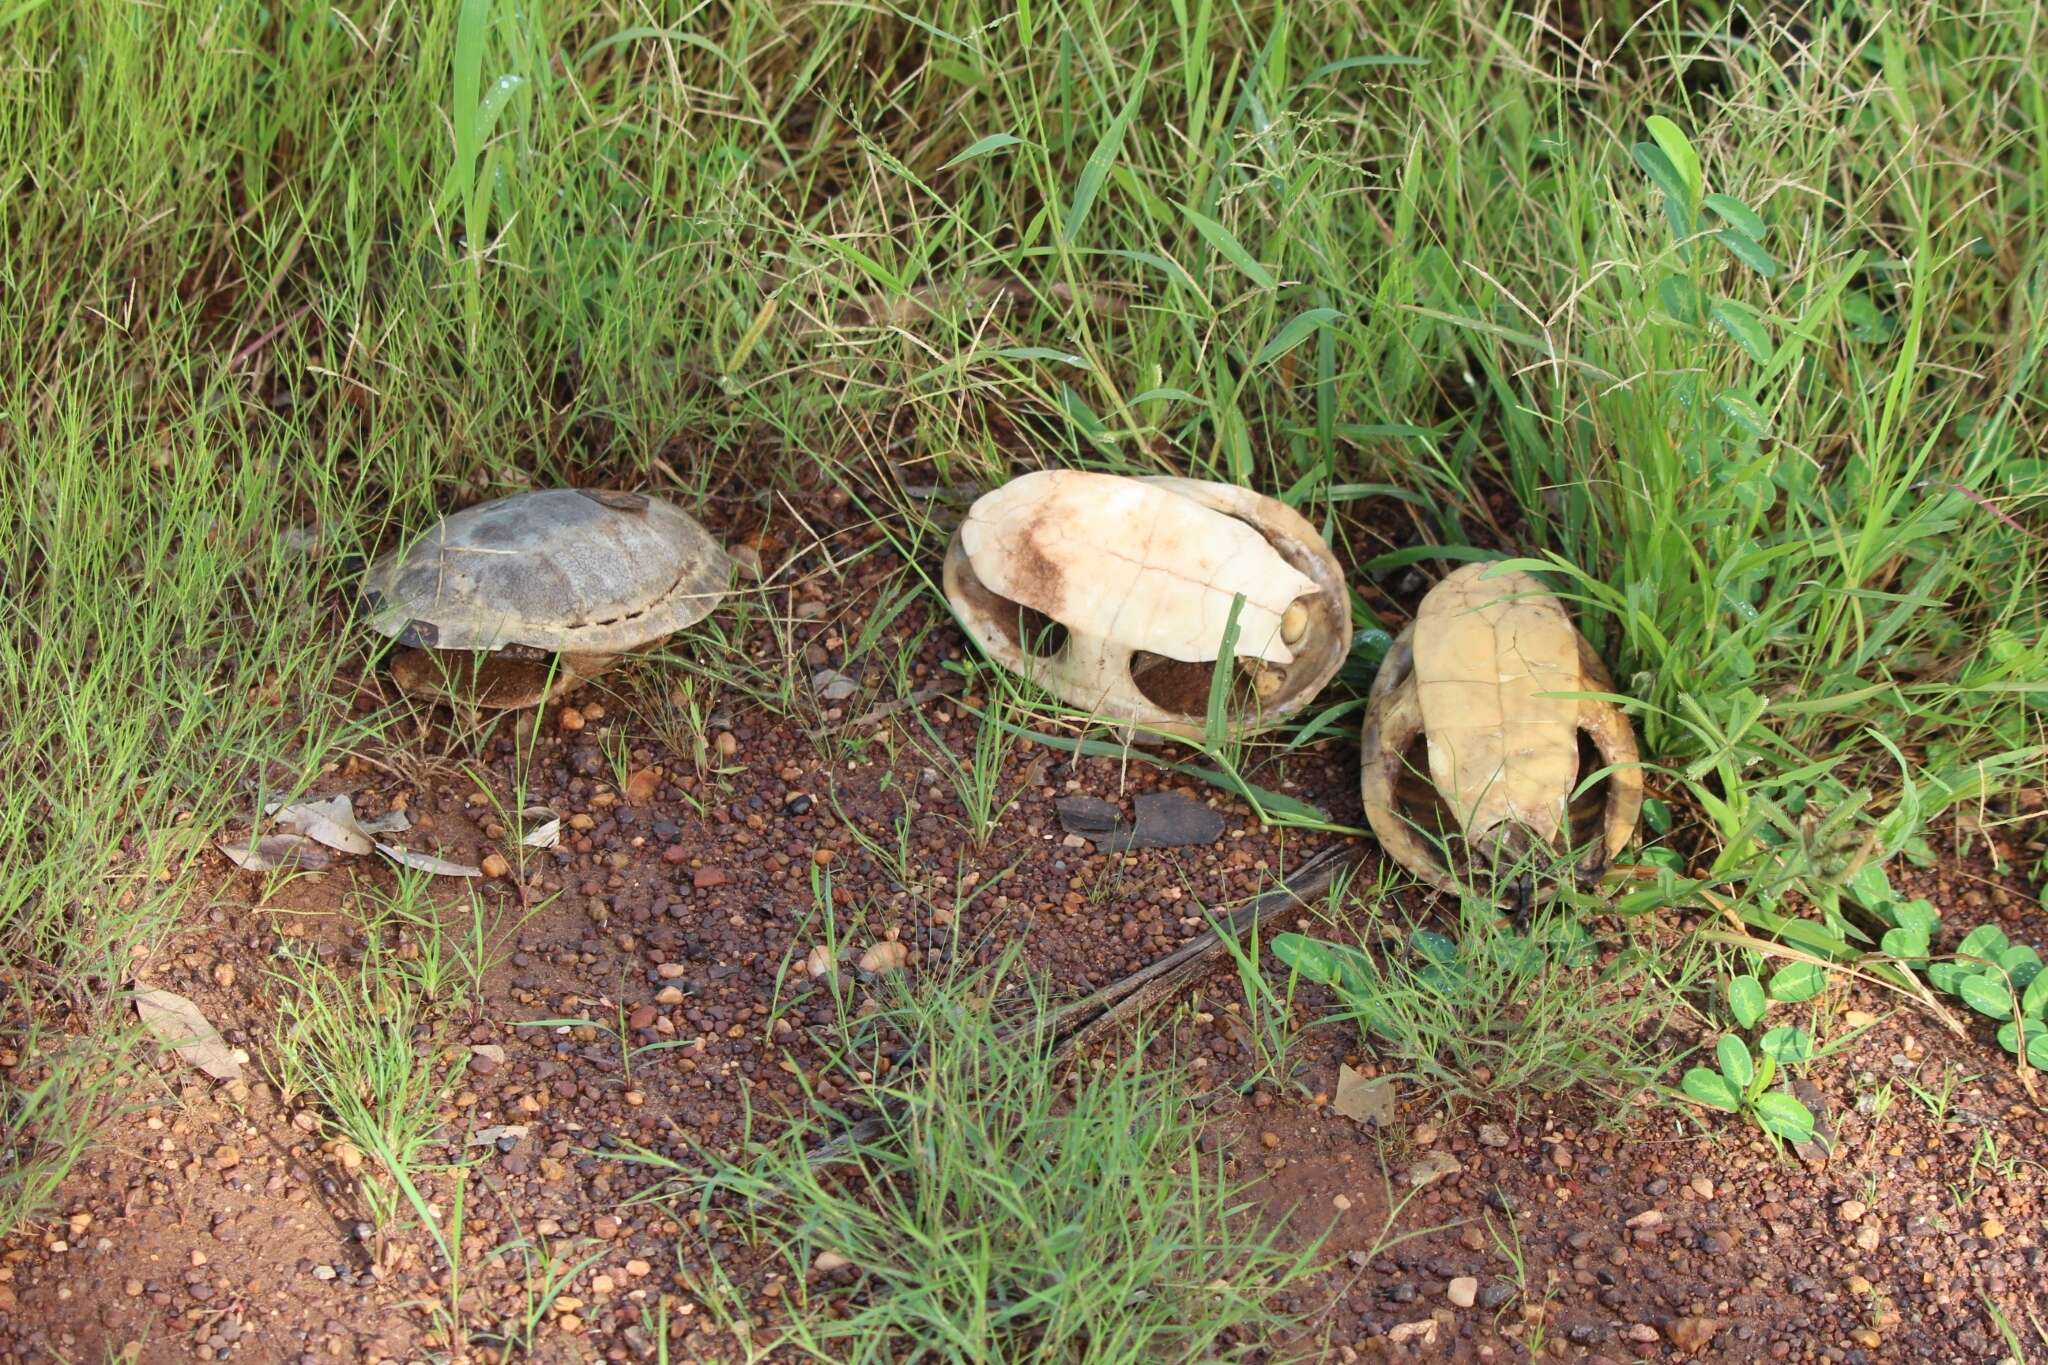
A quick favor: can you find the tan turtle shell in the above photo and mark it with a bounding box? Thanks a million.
[942,471,1350,737]
[362,488,730,708]
[1360,563,1641,901]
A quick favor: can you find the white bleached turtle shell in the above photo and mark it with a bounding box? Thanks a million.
[363,489,730,654]
[942,471,1350,737]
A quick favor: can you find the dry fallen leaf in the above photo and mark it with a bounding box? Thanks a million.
[521,818,561,850]
[468,1124,529,1147]
[375,843,482,877]
[217,834,332,873]
[1333,1065,1395,1127]
[625,767,660,805]
[268,794,376,856]
[471,1044,506,1065]
[357,808,413,835]
[133,986,242,1081]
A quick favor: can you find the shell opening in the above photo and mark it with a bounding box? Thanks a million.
[1127,651,1271,719]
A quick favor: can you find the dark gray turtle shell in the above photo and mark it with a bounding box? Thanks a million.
[363,489,730,653]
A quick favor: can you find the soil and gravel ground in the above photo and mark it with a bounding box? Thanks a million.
[4,497,2043,1364]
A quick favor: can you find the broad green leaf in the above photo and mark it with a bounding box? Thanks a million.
[1709,298,1773,363]
[1411,930,1459,969]
[1997,1021,2048,1067]
[1957,923,2010,965]
[1714,388,1772,439]
[1714,229,1781,277]
[1759,1026,1815,1064]
[1656,277,1701,325]
[1703,193,1767,239]
[1271,932,1374,1000]
[1881,926,1928,964]
[1959,973,2014,1021]
[1767,961,1827,1003]
[942,132,1027,169]
[1891,899,1940,936]
[1840,290,1898,343]
[1752,1092,1816,1143]
[1716,1033,1754,1090]
[1927,961,1973,994]
[1181,203,1275,289]
[1682,1067,1740,1112]
[2023,971,2048,1019]
[1630,143,1694,238]
[1727,975,1767,1029]
[1254,307,1345,366]
[1641,797,1674,835]
[1841,860,1896,911]
[1644,115,1703,206]
[1999,946,2042,989]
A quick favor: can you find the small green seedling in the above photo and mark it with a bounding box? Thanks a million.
[1683,1034,1815,1143]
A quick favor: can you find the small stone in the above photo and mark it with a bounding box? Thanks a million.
[625,768,660,805]
[334,1141,363,1173]
[1689,1176,1714,1199]
[813,1251,853,1273]
[558,706,585,733]
[590,1274,615,1295]
[1332,1193,1352,1211]
[311,1265,337,1281]
[625,1259,651,1278]
[1851,1329,1882,1349]
[805,946,835,979]
[1477,1123,1510,1149]
[812,848,835,867]
[1625,1209,1664,1230]
[1981,1217,2005,1238]
[1846,1274,1873,1295]
[124,1278,143,1297]
[1670,1316,1721,1354]
[1387,1319,1438,1346]
[714,731,739,758]
[1447,1276,1478,1308]
[1855,1220,1881,1251]
[1627,1324,1660,1344]
[657,962,687,978]
[858,940,908,974]
[67,1212,92,1237]
[1407,1150,1462,1188]
[692,867,729,889]
[656,986,684,1005]
[480,852,511,879]
[212,1145,241,1170]
[1843,1009,1878,1028]
[592,1216,620,1240]
[212,962,235,989]
[1260,1132,1281,1150]
[1838,1199,1867,1224]
[627,1005,656,1030]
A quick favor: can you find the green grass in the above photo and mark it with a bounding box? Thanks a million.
[0,1,2042,1344]
[664,951,1321,1363]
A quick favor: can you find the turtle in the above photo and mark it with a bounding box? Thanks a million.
[1359,562,1642,905]
[941,470,1350,738]
[361,488,731,709]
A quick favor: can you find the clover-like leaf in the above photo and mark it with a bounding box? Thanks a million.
[1752,1092,1816,1143]
[1727,975,1767,1029]
[1716,1034,1754,1090]
[1767,961,1826,1003]
[1682,1067,1740,1112]
[1759,1025,1814,1064]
